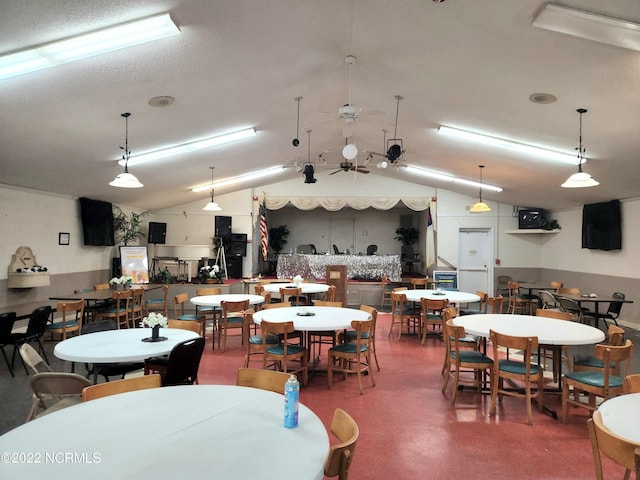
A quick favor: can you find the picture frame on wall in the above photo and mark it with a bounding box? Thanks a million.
[58,232,70,245]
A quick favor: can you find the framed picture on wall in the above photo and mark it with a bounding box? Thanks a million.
[58,232,70,245]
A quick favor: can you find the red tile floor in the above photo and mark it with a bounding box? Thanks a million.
[197,312,627,479]
[0,311,631,479]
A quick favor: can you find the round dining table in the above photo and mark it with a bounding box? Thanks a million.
[252,306,370,331]
[403,289,481,304]
[452,314,605,345]
[190,293,265,308]
[597,392,640,445]
[261,283,330,295]
[0,385,330,479]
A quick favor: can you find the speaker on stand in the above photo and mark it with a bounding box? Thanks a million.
[226,257,243,279]
[230,233,247,257]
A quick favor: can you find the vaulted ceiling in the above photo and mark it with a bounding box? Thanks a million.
[2,0,640,212]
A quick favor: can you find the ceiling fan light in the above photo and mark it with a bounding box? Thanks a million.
[470,201,491,213]
[342,144,358,160]
[109,172,143,188]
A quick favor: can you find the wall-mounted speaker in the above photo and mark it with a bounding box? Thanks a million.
[215,216,232,238]
[230,233,247,257]
[148,222,167,244]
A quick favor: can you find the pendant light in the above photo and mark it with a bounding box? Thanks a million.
[470,165,491,213]
[561,108,599,188]
[203,166,222,211]
[109,112,143,188]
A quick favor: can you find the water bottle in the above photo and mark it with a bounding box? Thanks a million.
[284,374,300,428]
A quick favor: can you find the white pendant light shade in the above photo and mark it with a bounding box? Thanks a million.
[109,171,143,188]
[203,166,221,211]
[110,112,143,188]
[561,108,599,188]
[470,165,491,213]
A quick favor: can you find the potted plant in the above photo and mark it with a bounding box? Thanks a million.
[151,267,175,285]
[268,225,289,254]
[394,226,419,246]
[113,206,150,246]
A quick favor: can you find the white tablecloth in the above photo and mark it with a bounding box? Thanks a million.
[54,328,200,363]
[190,294,265,307]
[262,283,330,294]
[403,289,481,304]
[453,314,605,345]
[598,393,640,445]
[0,385,329,479]
[252,306,370,331]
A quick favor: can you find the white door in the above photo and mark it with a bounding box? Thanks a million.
[458,228,493,295]
[330,219,354,254]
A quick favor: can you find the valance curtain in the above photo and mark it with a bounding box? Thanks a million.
[264,197,430,211]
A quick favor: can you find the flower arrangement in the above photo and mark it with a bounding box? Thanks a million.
[142,312,168,328]
[293,274,303,286]
[109,275,134,285]
[199,264,224,283]
[15,265,48,273]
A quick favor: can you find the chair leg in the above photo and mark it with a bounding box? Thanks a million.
[0,346,15,377]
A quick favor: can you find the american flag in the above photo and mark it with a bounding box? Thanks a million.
[259,201,269,261]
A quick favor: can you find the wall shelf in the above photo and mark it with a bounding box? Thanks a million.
[505,229,560,234]
[7,246,50,289]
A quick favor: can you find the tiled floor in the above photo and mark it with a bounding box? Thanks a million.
[1,311,639,479]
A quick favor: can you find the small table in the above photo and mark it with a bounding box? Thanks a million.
[54,328,199,383]
[598,393,640,445]
[553,292,633,321]
[0,385,330,479]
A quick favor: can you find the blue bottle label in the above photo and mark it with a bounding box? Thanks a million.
[284,377,300,428]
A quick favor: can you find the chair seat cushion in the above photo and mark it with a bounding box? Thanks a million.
[564,371,623,388]
[221,316,244,324]
[329,343,368,354]
[451,350,493,364]
[249,334,279,345]
[145,299,164,305]
[266,344,305,355]
[449,334,479,344]
[426,313,443,320]
[104,307,127,314]
[498,359,541,375]
[573,355,614,369]
[345,330,370,341]
[46,320,79,329]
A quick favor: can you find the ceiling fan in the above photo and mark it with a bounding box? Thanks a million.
[329,161,370,175]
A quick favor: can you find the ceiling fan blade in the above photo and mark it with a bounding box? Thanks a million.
[329,170,342,175]
[356,168,370,174]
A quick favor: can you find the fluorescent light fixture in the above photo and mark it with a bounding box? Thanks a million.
[533,3,640,52]
[405,165,503,192]
[437,125,581,165]
[191,166,284,192]
[0,13,180,81]
[121,128,257,167]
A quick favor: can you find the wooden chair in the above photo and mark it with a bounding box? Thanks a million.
[82,374,162,402]
[574,324,625,375]
[218,299,250,352]
[442,319,493,405]
[557,287,580,295]
[46,300,84,341]
[127,287,144,328]
[94,283,110,291]
[420,298,449,345]
[328,319,375,395]
[388,291,419,339]
[236,367,290,394]
[624,374,640,394]
[485,295,504,314]
[549,281,563,290]
[173,293,206,338]
[562,340,633,422]
[460,291,487,315]
[145,284,169,317]
[168,319,202,334]
[323,408,360,480]
[308,300,343,359]
[27,372,91,422]
[535,309,573,382]
[261,320,308,386]
[380,275,394,312]
[507,281,534,314]
[242,310,278,368]
[324,284,336,302]
[353,305,380,371]
[195,287,221,333]
[588,410,640,480]
[489,330,543,425]
[279,286,304,306]
[411,277,429,289]
[96,290,130,329]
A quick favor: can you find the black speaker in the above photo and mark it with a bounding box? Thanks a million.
[226,257,242,279]
[230,233,247,257]
[215,216,232,237]
[112,257,121,278]
[148,222,167,244]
